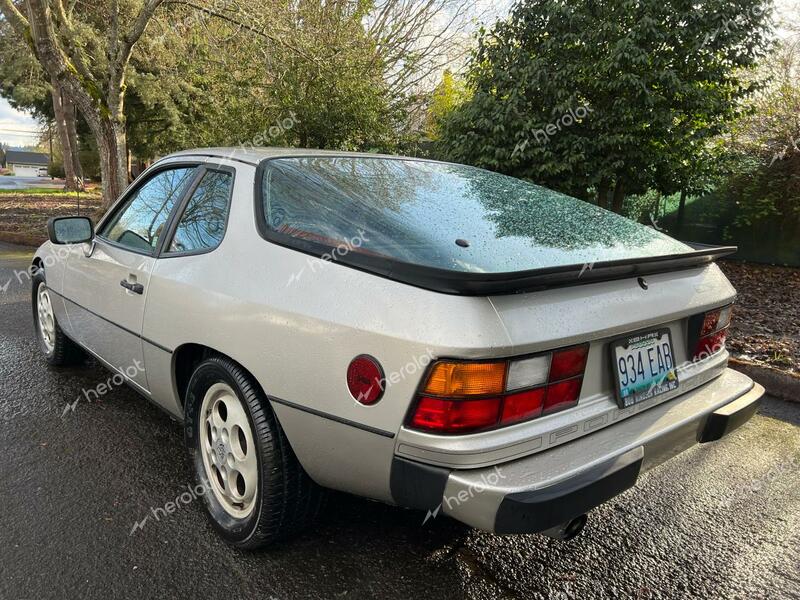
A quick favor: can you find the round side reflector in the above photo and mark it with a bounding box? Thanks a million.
[347,355,385,405]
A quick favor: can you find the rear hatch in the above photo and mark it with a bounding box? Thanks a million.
[257,154,734,295]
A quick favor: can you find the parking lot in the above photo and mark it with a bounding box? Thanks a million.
[1,242,798,600]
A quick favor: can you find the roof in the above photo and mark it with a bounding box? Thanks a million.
[5,150,49,166]
[160,147,403,166]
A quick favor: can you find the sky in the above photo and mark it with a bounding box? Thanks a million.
[0,97,40,149]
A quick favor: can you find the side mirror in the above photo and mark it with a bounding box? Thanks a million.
[47,216,94,245]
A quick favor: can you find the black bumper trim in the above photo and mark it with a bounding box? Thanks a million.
[390,456,450,511]
[699,385,762,443]
[494,447,644,534]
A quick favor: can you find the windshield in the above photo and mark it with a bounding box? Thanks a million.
[260,156,692,274]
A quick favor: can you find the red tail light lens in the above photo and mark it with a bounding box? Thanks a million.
[691,305,733,360]
[693,328,727,360]
[408,343,589,434]
[549,345,589,381]
[410,396,502,433]
[543,377,583,414]
[501,388,546,424]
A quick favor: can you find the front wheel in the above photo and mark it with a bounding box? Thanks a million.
[184,356,326,548]
[32,271,85,366]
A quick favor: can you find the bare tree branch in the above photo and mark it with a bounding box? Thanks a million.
[367,0,488,99]
[163,0,320,64]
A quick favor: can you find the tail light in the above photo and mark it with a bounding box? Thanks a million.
[689,305,733,360]
[408,344,589,434]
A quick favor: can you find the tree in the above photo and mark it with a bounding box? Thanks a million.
[242,0,398,150]
[130,0,469,153]
[439,0,774,212]
[0,19,83,189]
[0,0,167,208]
[186,0,478,150]
[49,77,84,189]
[1,0,479,205]
[126,0,399,152]
[425,69,470,140]
[718,32,800,230]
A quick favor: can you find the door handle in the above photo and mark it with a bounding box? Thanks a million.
[120,280,144,295]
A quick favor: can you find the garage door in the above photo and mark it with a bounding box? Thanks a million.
[12,165,41,177]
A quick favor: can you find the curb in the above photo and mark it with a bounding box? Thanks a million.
[729,357,799,403]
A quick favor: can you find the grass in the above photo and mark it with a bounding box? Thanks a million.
[0,248,35,260]
[0,188,101,197]
[0,190,104,246]
[769,351,793,368]
[660,193,697,217]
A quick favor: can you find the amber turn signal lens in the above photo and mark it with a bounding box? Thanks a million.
[423,361,506,397]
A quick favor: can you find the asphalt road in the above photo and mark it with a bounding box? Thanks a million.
[0,176,62,190]
[1,242,798,600]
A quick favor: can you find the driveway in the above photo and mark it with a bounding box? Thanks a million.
[0,176,63,190]
[0,242,798,599]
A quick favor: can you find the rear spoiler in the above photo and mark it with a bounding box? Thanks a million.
[382,243,738,296]
[260,220,736,295]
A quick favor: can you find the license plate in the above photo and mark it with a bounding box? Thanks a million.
[611,328,678,408]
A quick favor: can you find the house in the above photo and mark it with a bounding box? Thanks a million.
[3,150,49,177]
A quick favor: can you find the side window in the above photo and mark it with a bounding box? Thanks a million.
[99,167,196,253]
[166,170,233,254]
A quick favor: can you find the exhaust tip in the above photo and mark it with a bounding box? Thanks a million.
[541,514,588,541]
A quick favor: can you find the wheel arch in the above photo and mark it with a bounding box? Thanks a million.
[172,343,284,435]
[173,343,216,410]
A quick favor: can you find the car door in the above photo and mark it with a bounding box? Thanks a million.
[139,164,235,416]
[62,164,200,392]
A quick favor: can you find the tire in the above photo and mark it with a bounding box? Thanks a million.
[184,355,326,548]
[32,270,86,366]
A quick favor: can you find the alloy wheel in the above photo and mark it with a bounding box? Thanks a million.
[199,382,258,518]
[37,285,56,354]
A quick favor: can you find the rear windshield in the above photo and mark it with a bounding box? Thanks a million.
[260,157,692,273]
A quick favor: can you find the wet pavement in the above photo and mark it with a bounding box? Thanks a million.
[1,242,798,599]
[0,176,62,190]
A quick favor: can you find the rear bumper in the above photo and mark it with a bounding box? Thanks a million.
[391,368,764,533]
